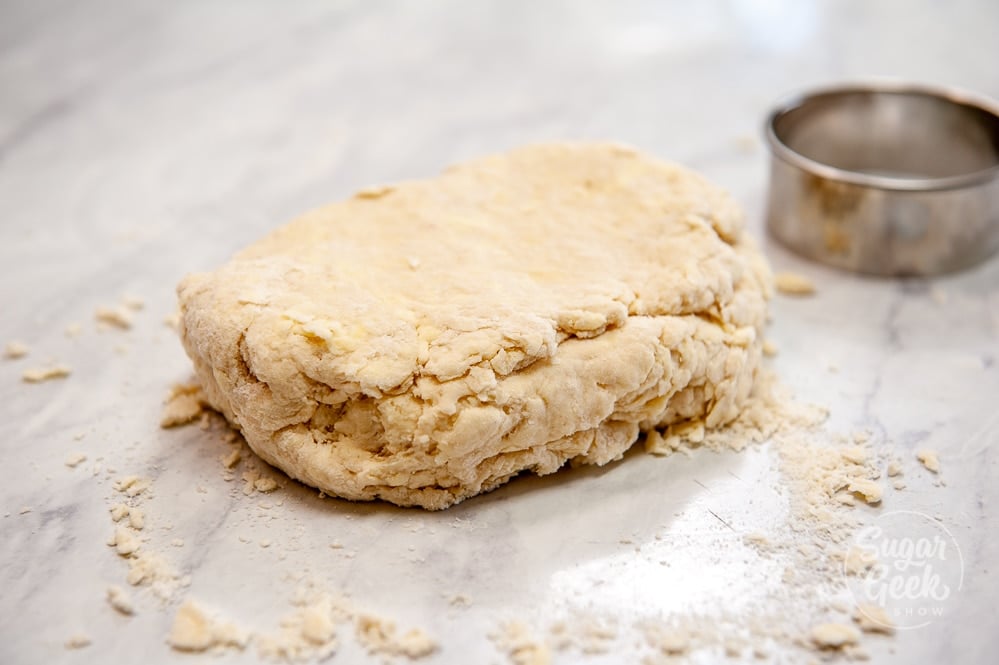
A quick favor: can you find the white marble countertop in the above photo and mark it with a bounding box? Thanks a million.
[2,1,997,663]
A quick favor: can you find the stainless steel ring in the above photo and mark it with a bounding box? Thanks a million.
[764,81,999,276]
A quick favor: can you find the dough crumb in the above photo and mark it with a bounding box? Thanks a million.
[886,460,903,477]
[125,550,181,599]
[122,295,145,310]
[128,507,145,530]
[64,452,87,468]
[64,633,92,649]
[809,622,860,649]
[222,449,242,469]
[490,620,550,665]
[22,364,72,383]
[254,477,279,493]
[853,604,894,634]
[843,546,877,575]
[96,304,134,330]
[762,339,778,357]
[774,271,816,296]
[65,322,82,337]
[257,594,343,661]
[113,475,151,497]
[840,446,867,464]
[447,593,471,607]
[356,614,438,659]
[4,340,29,359]
[644,622,691,656]
[108,526,141,556]
[848,478,883,504]
[160,383,207,428]
[107,585,135,615]
[168,600,247,652]
[110,503,130,522]
[916,449,940,473]
[95,305,133,330]
[575,617,616,654]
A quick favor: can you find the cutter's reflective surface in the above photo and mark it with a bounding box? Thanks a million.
[766,84,999,275]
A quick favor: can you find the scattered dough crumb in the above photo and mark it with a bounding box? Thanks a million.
[19,506,31,515]
[22,364,72,383]
[853,604,894,634]
[171,538,185,547]
[113,475,150,497]
[810,622,860,649]
[122,295,145,310]
[168,600,247,652]
[125,551,181,599]
[843,546,877,576]
[916,449,940,473]
[4,340,29,359]
[646,626,690,656]
[257,594,343,661]
[575,617,616,654]
[222,449,242,469]
[447,593,471,607]
[840,446,867,464]
[356,614,438,659]
[254,478,279,493]
[65,322,82,337]
[108,526,141,556]
[886,460,903,477]
[160,383,207,428]
[164,311,181,329]
[64,633,92,649]
[848,478,883,504]
[762,339,778,357]
[490,621,550,665]
[774,271,816,296]
[110,504,130,522]
[128,507,145,530]
[95,305,133,330]
[107,585,135,615]
[64,452,87,468]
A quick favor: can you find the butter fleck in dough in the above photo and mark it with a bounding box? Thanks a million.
[177,143,772,509]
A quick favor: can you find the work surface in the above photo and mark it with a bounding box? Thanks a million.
[1,1,997,663]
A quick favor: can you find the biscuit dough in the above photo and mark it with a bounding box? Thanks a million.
[177,143,771,509]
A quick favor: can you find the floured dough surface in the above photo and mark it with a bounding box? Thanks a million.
[177,143,771,509]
